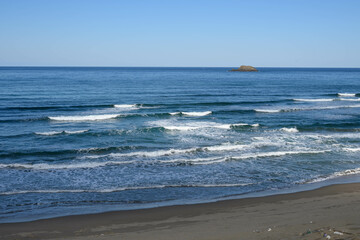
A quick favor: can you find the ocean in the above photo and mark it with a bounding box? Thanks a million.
[1,67,360,222]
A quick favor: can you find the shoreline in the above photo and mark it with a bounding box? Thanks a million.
[1,182,360,239]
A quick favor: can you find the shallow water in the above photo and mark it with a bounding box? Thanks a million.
[1,67,360,222]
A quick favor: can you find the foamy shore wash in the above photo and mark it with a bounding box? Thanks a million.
[2,67,360,223]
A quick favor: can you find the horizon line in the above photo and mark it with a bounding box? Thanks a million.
[1,66,360,68]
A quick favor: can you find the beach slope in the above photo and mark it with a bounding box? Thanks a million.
[1,183,360,239]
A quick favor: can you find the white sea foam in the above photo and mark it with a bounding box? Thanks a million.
[164,126,200,131]
[232,150,328,160]
[84,143,249,159]
[181,111,212,116]
[113,104,139,110]
[308,167,360,183]
[0,183,251,196]
[338,98,360,101]
[280,127,299,133]
[338,93,356,97]
[35,131,62,136]
[255,109,281,113]
[163,122,258,131]
[343,147,360,152]
[35,130,88,136]
[173,150,328,165]
[212,123,259,129]
[255,104,360,114]
[0,160,133,170]
[293,98,334,102]
[170,112,181,116]
[49,114,120,121]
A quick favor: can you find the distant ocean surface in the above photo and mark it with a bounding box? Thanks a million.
[1,67,360,222]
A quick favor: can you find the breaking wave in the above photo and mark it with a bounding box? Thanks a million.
[0,183,252,196]
[35,130,89,136]
[308,167,360,183]
[170,111,212,116]
[293,98,334,102]
[49,114,120,121]
[338,93,356,97]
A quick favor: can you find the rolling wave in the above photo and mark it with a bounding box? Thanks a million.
[255,104,360,113]
[0,149,328,170]
[293,98,334,102]
[338,98,360,101]
[307,167,360,183]
[161,122,259,131]
[83,143,249,159]
[254,109,281,113]
[113,104,139,109]
[0,183,251,196]
[49,114,120,121]
[194,150,328,165]
[280,127,299,133]
[35,130,89,136]
[170,111,212,116]
[0,104,113,111]
[338,93,357,97]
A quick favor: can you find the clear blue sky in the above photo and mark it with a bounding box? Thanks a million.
[0,0,359,67]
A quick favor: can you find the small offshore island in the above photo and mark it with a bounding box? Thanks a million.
[230,65,258,72]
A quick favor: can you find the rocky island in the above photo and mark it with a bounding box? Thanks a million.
[229,65,258,72]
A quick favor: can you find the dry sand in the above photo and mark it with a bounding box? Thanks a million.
[1,183,360,240]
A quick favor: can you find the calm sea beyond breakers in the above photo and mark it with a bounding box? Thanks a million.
[1,67,360,223]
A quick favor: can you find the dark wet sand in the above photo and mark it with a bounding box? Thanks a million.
[1,183,360,240]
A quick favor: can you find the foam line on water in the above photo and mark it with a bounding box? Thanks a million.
[338,98,360,101]
[343,147,360,152]
[35,130,89,136]
[170,111,212,116]
[0,183,252,196]
[255,104,360,113]
[280,127,299,133]
[194,150,328,165]
[293,98,334,102]
[113,104,139,110]
[338,93,356,97]
[49,114,120,121]
[307,167,360,183]
[0,160,134,170]
[254,109,281,113]
[83,143,249,159]
[161,122,259,131]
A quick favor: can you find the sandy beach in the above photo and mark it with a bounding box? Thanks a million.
[1,182,360,240]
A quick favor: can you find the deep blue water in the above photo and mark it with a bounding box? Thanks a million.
[1,67,360,222]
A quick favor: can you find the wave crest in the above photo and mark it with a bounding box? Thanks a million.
[49,114,120,121]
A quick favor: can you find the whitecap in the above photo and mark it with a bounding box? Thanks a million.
[35,131,62,136]
[49,114,120,121]
[338,93,356,97]
[255,109,281,113]
[164,126,200,131]
[343,147,360,152]
[280,127,299,133]
[256,104,360,113]
[113,104,139,109]
[169,112,181,116]
[293,98,334,102]
[338,98,360,101]
[35,130,88,135]
[85,143,249,159]
[181,111,212,116]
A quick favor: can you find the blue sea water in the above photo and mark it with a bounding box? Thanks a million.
[1,67,360,222]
